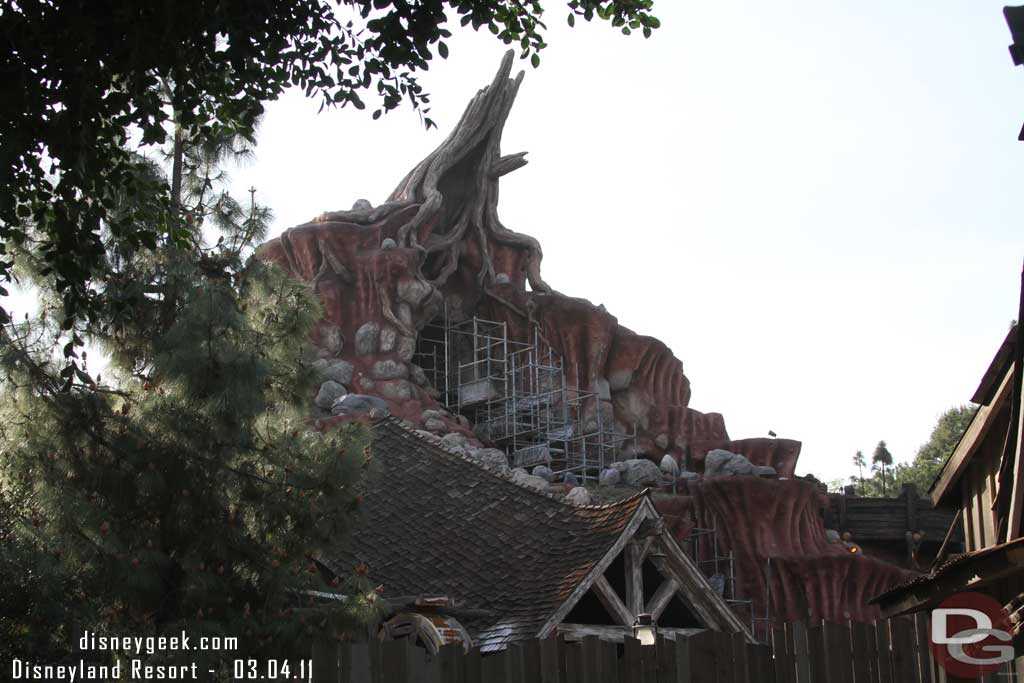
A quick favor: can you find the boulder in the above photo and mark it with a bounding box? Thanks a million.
[381,238,397,250]
[620,458,662,487]
[397,335,416,362]
[354,321,380,355]
[379,326,398,353]
[313,359,354,386]
[704,449,756,477]
[660,454,680,477]
[371,359,409,380]
[352,198,373,212]
[320,324,344,356]
[441,432,468,450]
[421,409,443,422]
[331,393,389,417]
[678,470,699,481]
[599,468,622,487]
[565,487,592,506]
[410,364,429,386]
[753,465,778,478]
[511,468,550,493]
[563,471,579,488]
[378,379,414,401]
[470,448,509,472]
[315,381,347,409]
[424,418,448,432]
[532,465,554,482]
[825,529,841,543]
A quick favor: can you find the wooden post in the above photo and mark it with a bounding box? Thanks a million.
[626,542,645,618]
[874,620,894,683]
[464,647,482,683]
[791,621,811,683]
[806,623,828,683]
[850,622,873,683]
[520,639,541,683]
[311,639,339,683]
[823,622,854,683]
[890,618,920,683]
[580,636,604,683]
[381,639,411,683]
[686,631,717,683]
[771,627,792,683]
[623,636,642,683]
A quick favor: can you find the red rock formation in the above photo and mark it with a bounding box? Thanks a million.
[655,477,913,626]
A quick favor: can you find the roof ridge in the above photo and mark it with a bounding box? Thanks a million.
[373,417,649,511]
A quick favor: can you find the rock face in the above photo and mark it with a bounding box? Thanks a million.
[255,52,908,631]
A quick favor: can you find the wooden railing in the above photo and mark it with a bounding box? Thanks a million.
[306,613,965,682]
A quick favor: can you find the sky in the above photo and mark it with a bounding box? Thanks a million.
[8,1,1022,485]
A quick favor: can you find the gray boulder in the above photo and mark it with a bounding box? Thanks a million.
[704,449,755,477]
[620,458,663,487]
[352,198,373,212]
[660,454,680,477]
[315,381,347,409]
[825,529,841,543]
[532,465,554,482]
[379,326,398,353]
[441,432,468,450]
[312,359,354,386]
[330,393,389,417]
[397,335,416,362]
[320,324,344,356]
[424,418,448,432]
[371,359,409,380]
[677,470,699,481]
[511,468,550,493]
[565,487,592,506]
[354,322,380,355]
[470,448,509,472]
[599,468,622,487]
[380,238,397,250]
[563,471,579,488]
[378,379,414,401]
[753,465,778,478]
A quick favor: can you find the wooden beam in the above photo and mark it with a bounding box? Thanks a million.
[556,623,705,643]
[536,500,653,638]
[1005,396,1024,541]
[557,622,708,643]
[624,541,645,616]
[592,574,635,628]
[932,366,1014,506]
[649,526,755,642]
[645,576,678,620]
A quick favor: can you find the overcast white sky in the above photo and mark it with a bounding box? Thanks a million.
[8,1,1022,485]
[222,1,1023,484]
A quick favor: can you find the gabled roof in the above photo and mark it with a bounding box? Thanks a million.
[320,419,747,650]
[930,325,1017,506]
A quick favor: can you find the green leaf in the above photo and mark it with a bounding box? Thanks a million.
[567,13,575,27]
[531,53,540,68]
[438,42,448,59]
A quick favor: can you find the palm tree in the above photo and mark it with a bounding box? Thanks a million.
[873,440,893,496]
[852,450,867,494]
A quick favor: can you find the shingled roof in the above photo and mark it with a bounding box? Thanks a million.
[319,418,747,650]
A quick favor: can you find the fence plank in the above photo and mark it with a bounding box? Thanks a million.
[519,639,540,683]
[748,643,773,683]
[673,635,693,683]
[639,639,660,683]
[311,639,338,683]
[890,618,920,683]
[864,623,881,683]
[382,639,412,683]
[710,631,732,683]
[823,622,854,683]
[687,631,717,683]
[507,643,525,683]
[623,636,642,683]
[463,647,481,683]
[581,636,604,683]
[539,637,562,683]
[438,643,462,683]
[874,620,894,683]
[729,632,748,683]
[914,612,934,683]
[772,627,793,683]
[790,622,810,683]
[805,624,827,683]
[656,636,677,683]
[850,622,872,683]
[368,638,383,683]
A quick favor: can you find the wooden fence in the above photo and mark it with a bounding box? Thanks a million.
[308,614,957,682]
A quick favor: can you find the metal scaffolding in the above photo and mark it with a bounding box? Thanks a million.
[412,309,631,482]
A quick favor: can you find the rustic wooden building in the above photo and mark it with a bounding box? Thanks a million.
[317,418,752,652]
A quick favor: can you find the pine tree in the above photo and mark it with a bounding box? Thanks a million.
[0,128,375,667]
